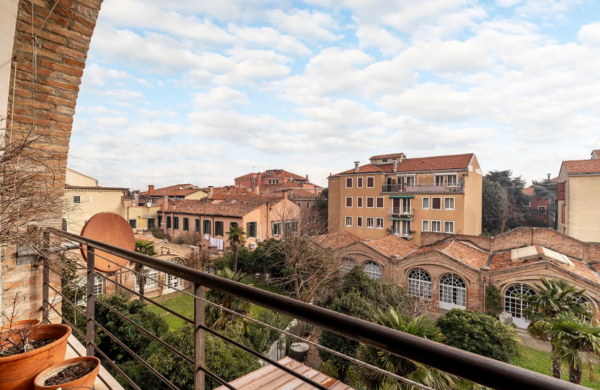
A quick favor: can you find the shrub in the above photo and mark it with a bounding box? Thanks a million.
[149,227,165,239]
[485,284,503,316]
[436,309,518,363]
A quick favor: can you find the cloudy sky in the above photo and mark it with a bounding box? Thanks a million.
[68,0,600,190]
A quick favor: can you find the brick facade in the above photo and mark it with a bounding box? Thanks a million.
[1,0,102,322]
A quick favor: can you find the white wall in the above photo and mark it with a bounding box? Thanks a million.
[0,0,19,141]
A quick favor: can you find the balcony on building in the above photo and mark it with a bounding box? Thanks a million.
[381,183,464,194]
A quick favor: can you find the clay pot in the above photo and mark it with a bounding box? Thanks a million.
[0,320,41,350]
[0,324,71,390]
[33,357,100,390]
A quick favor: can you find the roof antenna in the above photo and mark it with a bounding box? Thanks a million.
[405,120,408,156]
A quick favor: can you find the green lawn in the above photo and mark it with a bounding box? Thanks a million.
[512,345,600,389]
[147,275,286,330]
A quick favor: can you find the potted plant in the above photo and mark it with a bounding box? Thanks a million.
[34,357,100,390]
[1,296,71,390]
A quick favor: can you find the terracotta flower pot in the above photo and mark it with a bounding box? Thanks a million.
[33,357,100,390]
[0,324,71,390]
[0,320,41,350]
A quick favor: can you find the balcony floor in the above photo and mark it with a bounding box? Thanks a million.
[65,335,124,390]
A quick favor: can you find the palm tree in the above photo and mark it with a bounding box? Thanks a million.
[356,308,457,390]
[522,277,592,378]
[538,312,600,385]
[134,240,157,297]
[206,267,252,330]
[226,225,246,273]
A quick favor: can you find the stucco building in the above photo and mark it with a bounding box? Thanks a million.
[63,168,128,234]
[235,169,323,195]
[557,154,600,242]
[316,227,600,329]
[328,153,482,246]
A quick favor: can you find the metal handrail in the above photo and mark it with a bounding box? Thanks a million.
[44,227,588,390]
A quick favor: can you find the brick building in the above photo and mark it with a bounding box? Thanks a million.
[235,169,323,195]
[328,153,482,245]
[519,181,556,227]
[316,227,600,329]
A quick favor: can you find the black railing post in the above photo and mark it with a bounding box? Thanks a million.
[41,231,50,324]
[86,246,96,357]
[194,282,206,390]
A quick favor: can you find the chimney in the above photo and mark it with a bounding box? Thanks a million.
[162,196,168,211]
[255,185,260,195]
[208,186,214,199]
[547,173,551,180]
[306,174,309,181]
[354,161,360,173]
[148,185,155,197]
[393,160,398,173]
[282,189,289,200]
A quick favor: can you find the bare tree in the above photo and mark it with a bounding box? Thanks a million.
[483,179,518,233]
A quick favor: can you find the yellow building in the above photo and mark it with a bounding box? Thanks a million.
[328,153,482,245]
[557,155,600,242]
[63,169,129,234]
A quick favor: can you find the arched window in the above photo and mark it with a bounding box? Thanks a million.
[165,259,184,292]
[505,284,536,329]
[205,265,213,274]
[363,261,382,279]
[408,269,432,299]
[439,274,466,310]
[341,259,355,276]
[135,267,158,291]
[94,275,104,296]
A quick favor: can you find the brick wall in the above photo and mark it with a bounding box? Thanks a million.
[2,0,102,322]
[420,232,492,250]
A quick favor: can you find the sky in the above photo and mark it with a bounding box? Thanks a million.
[68,0,600,190]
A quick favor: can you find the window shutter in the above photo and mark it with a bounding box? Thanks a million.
[432,198,441,209]
[557,182,566,201]
[562,204,566,223]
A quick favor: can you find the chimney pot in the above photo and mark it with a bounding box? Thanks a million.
[354,161,360,173]
[393,160,398,173]
[148,185,155,197]
[547,173,551,180]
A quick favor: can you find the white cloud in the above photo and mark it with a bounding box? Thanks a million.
[193,86,250,109]
[356,25,404,56]
[78,106,125,115]
[268,9,341,41]
[83,64,149,87]
[138,109,178,118]
[512,0,584,22]
[104,89,143,100]
[579,22,600,46]
[228,25,312,56]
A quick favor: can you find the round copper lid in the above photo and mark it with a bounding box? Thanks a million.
[80,212,136,272]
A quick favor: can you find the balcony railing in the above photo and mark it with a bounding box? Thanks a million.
[389,207,413,216]
[38,227,588,390]
[381,184,464,194]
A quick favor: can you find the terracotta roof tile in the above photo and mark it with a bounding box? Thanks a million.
[563,159,600,174]
[442,241,489,269]
[66,185,128,191]
[141,184,204,197]
[312,231,362,249]
[522,186,535,196]
[370,152,406,160]
[207,186,261,200]
[165,196,277,218]
[337,153,474,175]
[236,169,307,181]
[364,235,417,257]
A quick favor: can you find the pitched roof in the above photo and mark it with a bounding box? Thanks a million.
[236,169,307,181]
[134,234,192,259]
[370,152,406,160]
[65,184,128,191]
[140,184,204,197]
[312,231,362,249]
[207,186,261,200]
[406,240,487,269]
[562,159,600,175]
[522,186,535,196]
[214,357,354,390]
[364,235,417,257]
[592,150,600,159]
[165,196,277,218]
[338,153,474,175]
[261,181,304,189]
[289,189,318,199]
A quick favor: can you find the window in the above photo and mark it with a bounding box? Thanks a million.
[283,221,299,236]
[203,220,211,235]
[444,221,455,233]
[89,196,93,204]
[135,267,158,291]
[346,197,353,208]
[432,220,441,232]
[342,260,355,276]
[306,202,310,209]
[376,197,384,208]
[230,222,238,228]
[272,222,281,236]
[376,217,384,229]
[367,177,374,188]
[439,274,466,309]
[422,197,430,210]
[345,216,352,227]
[447,174,458,187]
[61,218,68,232]
[435,175,445,186]
[402,220,411,237]
[357,177,363,188]
[357,197,363,208]
[94,275,103,296]
[206,265,213,274]
[408,269,432,299]
[505,284,536,326]
[247,222,257,238]
[432,197,441,210]
[444,198,455,210]
[422,220,429,232]
[167,216,172,229]
[357,216,363,227]
[538,206,546,214]
[183,217,189,231]
[158,215,162,228]
[173,217,179,230]
[215,221,224,236]
[166,259,184,291]
[148,219,156,229]
[523,201,531,207]
[363,262,382,279]
[73,196,81,204]
[195,219,200,232]
[366,197,374,208]
[129,219,137,229]
[403,176,415,186]
[298,202,301,207]
[346,177,353,188]
[366,217,374,228]
[382,158,389,162]
[252,180,255,186]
